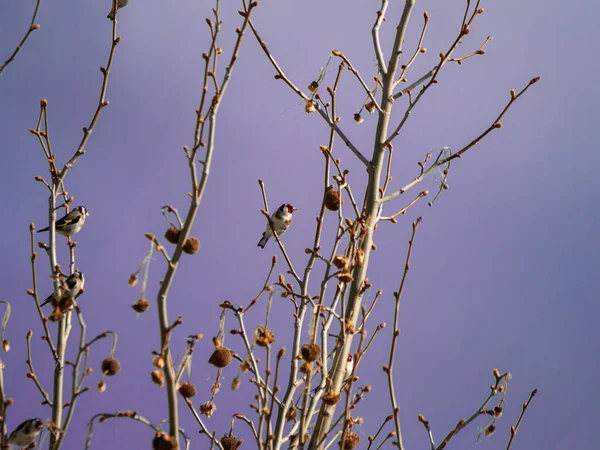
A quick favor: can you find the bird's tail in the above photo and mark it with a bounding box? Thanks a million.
[40,295,53,307]
[257,233,269,248]
[37,227,49,233]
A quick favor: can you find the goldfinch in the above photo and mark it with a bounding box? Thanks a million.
[257,203,297,248]
[345,353,354,380]
[37,206,88,237]
[40,270,85,307]
[107,0,129,20]
[7,418,44,449]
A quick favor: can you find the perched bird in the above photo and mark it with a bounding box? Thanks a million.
[7,418,44,449]
[40,270,85,307]
[257,203,297,248]
[37,206,88,237]
[345,353,354,380]
[107,0,130,20]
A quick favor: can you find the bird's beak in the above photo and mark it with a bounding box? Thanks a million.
[293,207,298,211]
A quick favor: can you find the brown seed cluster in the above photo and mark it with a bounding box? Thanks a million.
[199,401,216,417]
[164,226,181,244]
[301,343,321,363]
[340,432,360,449]
[324,185,342,211]
[182,237,200,254]
[255,326,275,347]
[101,357,121,376]
[178,382,197,399]
[151,370,164,387]
[322,391,341,405]
[132,298,150,313]
[152,431,177,450]
[221,435,243,450]
[209,347,232,368]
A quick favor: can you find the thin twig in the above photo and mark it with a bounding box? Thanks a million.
[372,1,390,75]
[505,389,538,450]
[247,18,369,166]
[0,0,42,76]
[385,217,421,448]
[25,330,52,406]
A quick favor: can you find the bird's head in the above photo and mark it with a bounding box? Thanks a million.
[281,204,297,214]
[77,206,89,216]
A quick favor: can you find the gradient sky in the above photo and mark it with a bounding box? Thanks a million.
[1,0,598,449]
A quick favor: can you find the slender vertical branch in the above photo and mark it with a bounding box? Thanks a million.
[505,389,538,450]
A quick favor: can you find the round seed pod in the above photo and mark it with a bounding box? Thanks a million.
[322,391,341,405]
[183,237,200,254]
[301,343,321,363]
[340,432,360,449]
[209,347,232,368]
[164,226,181,244]
[221,435,243,450]
[152,431,177,450]
[101,357,121,376]
[132,298,150,313]
[325,185,342,211]
[300,362,313,374]
[178,382,197,399]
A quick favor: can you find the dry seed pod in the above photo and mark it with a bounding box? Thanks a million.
[164,226,181,244]
[200,401,216,417]
[101,357,121,376]
[178,382,197,398]
[209,347,232,368]
[221,435,243,450]
[183,237,200,254]
[301,343,321,363]
[132,298,150,313]
[300,362,313,374]
[322,391,341,405]
[255,326,275,347]
[152,431,177,450]
[151,370,164,387]
[324,185,342,211]
[337,271,354,283]
[340,432,360,449]
[332,256,349,270]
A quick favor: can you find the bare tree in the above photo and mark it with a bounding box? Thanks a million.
[0,2,123,449]
[3,1,540,450]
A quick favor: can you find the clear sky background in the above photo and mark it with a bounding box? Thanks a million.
[1,0,598,449]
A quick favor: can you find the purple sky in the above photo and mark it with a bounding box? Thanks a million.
[1,0,599,449]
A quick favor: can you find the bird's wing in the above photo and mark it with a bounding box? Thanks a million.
[56,212,82,229]
[7,420,28,440]
[66,276,78,290]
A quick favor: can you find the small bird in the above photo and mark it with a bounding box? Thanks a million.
[7,418,44,449]
[37,206,88,237]
[40,270,85,307]
[257,203,297,248]
[107,0,130,20]
[345,353,354,380]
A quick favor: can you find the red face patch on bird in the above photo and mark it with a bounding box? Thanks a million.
[347,353,353,362]
[286,204,297,214]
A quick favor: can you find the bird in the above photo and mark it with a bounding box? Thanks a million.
[257,203,297,248]
[345,353,354,380]
[7,418,44,449]
[37,206,88,237]
[107,0,130,20]
[40,270,85,308]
